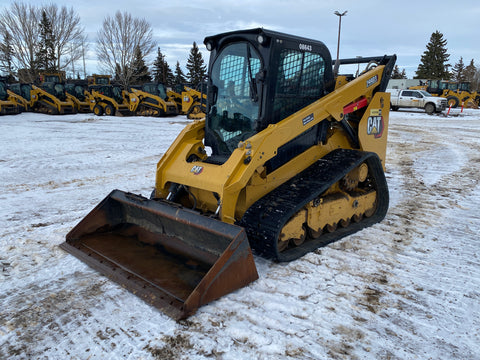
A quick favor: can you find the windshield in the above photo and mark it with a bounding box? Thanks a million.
[420,90,431,97]
[54,84,66,100]
[207,42,262,154]
[459,82,470,91]
[448,83,458,90]
[112,86,124,103]
[144,83,167,99]
[0,82,7,101]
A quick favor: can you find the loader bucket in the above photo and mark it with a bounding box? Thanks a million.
[60,190,258,320]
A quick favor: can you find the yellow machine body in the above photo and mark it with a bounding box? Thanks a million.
[62,28,395,320]
[88,85,132,116]
[129,84,178,116]
[0,80,22,115]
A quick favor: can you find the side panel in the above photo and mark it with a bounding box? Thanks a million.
[358,92,390,169]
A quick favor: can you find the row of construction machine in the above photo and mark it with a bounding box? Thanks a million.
[62,27,396,320]
[4,72,76,115]
[410,80,479,108]
[2,71,204,118]
[86,75,179,117]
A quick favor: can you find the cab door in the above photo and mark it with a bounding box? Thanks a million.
[398,90,415,107]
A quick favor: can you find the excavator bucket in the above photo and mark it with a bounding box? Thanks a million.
[60,190,258,320]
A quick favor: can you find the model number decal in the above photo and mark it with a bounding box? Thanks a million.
[366,75,378,88]
[302,113,314,126]
[299,43,312,51]
[367,116,384,138]
[190,165,203,175]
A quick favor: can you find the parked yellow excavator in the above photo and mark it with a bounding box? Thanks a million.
[62,28,396,320]
[129,83,178,116]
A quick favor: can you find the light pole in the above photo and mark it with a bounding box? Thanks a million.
[333,10,347,76]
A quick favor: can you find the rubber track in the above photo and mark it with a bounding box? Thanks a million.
[238,148,389,262]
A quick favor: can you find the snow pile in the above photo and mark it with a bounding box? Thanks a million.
[1,110,479,359]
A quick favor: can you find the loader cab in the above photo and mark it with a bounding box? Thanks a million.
[42,82,67,101]
[458,82,471,92]
[204,28,333,158]
[448,82,458,91]
[65,83,87,101]
[143,83,168,100]
[10,83,32,101]
[0,81,7,101]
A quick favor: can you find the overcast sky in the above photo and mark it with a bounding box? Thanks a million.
[2,0,480,78]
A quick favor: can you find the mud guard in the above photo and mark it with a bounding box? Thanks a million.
[60,190,258,320]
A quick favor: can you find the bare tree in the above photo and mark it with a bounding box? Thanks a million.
[0,2,39,82]
[96,11,155,88]
[44,4,85,73]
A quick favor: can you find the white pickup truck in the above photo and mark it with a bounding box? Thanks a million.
[387,89,447,114]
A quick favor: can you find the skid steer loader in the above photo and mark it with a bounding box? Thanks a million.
[129,83,178,116]
[88,84,131,116]
[65,82,91,113]
[181,84,207,119]
[8,83,33,112]
[167,83,207,119]
[0,78,22,115]
[62,28,395,320]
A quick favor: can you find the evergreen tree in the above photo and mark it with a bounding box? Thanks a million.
[166,64,175,86]
[152,47,174,86]
[0,30,15,81]
[186,42,207,85]
[131,46,151,85]
[35,10,56,72]
[391,65,407,79]
[415,30,450,80]
[174,61,187,85]
[464,59,477,83]
[451,57,465,82]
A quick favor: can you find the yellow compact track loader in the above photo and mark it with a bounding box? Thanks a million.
[30,82,76,114]
[62,28,396,320]
[129,83,178,116]
[167,83,207,119]
[7,83,33,112]
[181,84,207,119]
[65,82,91,113]
[0,79,22,115]
[27,73,75,114]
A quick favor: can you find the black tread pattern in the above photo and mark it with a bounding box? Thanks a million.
[238,149,389,262]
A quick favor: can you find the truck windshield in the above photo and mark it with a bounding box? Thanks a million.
[420,91,431,97]
[207,42,262,154]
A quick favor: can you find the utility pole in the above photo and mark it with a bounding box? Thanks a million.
[333,10,347,77]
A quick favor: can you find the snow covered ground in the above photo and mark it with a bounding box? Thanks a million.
[1,109,479,359]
